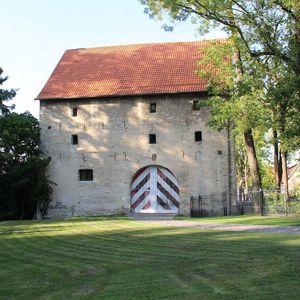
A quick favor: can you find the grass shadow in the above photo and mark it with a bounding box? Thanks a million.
[0,218,299,299]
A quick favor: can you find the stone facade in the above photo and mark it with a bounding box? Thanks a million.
[40,93,237,217]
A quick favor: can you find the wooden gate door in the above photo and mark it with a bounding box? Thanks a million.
[130,166,180,213]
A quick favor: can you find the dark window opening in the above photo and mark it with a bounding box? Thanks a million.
[193,100,201,111]
[71,134,78,145]
[195,131,202,142]
[79,169,93,181]
[72,108,78,117]
[150,103,156,113]
[149,134,156,144]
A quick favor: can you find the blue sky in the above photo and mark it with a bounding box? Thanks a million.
[1,0,226,117]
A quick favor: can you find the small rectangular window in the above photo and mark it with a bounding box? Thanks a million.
[72,108,78,117]
[195,131,202,142]
[150,103,156,113]
[149,134,156,144]
[193,100,201,111]
[71,134,78,145]
[79,169,93,181]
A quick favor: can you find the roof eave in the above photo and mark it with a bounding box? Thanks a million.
[36,90,208,101]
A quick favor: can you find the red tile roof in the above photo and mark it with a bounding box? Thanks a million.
[36,39,227,100]
[288,162,300,178]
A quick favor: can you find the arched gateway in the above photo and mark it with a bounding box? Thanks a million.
[130,165,180,213]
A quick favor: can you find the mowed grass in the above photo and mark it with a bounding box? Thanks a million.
[0,216,300,300]
[176,215,300,226]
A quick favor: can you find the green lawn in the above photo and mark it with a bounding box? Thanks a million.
[0,216,300,299]
[176,215,300,226]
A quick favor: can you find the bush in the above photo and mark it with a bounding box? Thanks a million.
[0,112,52,220]
[264,190,300,215]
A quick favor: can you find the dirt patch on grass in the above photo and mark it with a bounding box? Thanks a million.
[144,220,300,234]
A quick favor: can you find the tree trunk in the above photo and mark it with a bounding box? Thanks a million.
[243,129,263,215]
[244,165,249,195]
[273,129,282,189]
[296,10,300,77]
[281,150,289,204]
[36,199,41,220]
[20,199,25,220]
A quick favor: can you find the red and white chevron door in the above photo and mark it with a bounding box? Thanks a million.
[130,166,180,213]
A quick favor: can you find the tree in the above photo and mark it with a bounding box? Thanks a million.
[141,0,300,212]
[0,67,16,115]
[264,63,300,201]
[140,0,300,75]
[196,39,269,213]
[0,112,52,220]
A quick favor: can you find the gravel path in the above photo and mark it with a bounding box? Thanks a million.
[143,220,300,234]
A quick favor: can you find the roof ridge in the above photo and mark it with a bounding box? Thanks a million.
[66,38,229,52]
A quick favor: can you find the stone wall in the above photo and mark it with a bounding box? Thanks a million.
[39,93,237,217]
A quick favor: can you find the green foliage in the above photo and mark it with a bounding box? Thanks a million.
[0,112,40,167]
[0,69,52,220]
[266,70,300,151]
[0,67,16,114]
[197,42,261,130]
[260,163,276,189]
[235,127,277,189]
[141,0,300,135]
[0,112,52,220]
[141,0,300,196]
[140,1,300,74]
[264,191,300,214]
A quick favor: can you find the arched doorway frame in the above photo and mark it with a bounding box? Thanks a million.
[130,164,180,213]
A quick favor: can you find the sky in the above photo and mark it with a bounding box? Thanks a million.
[1,0,226,118]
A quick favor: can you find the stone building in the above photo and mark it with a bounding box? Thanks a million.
[37,40,237,218]
[287,161,300,191]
